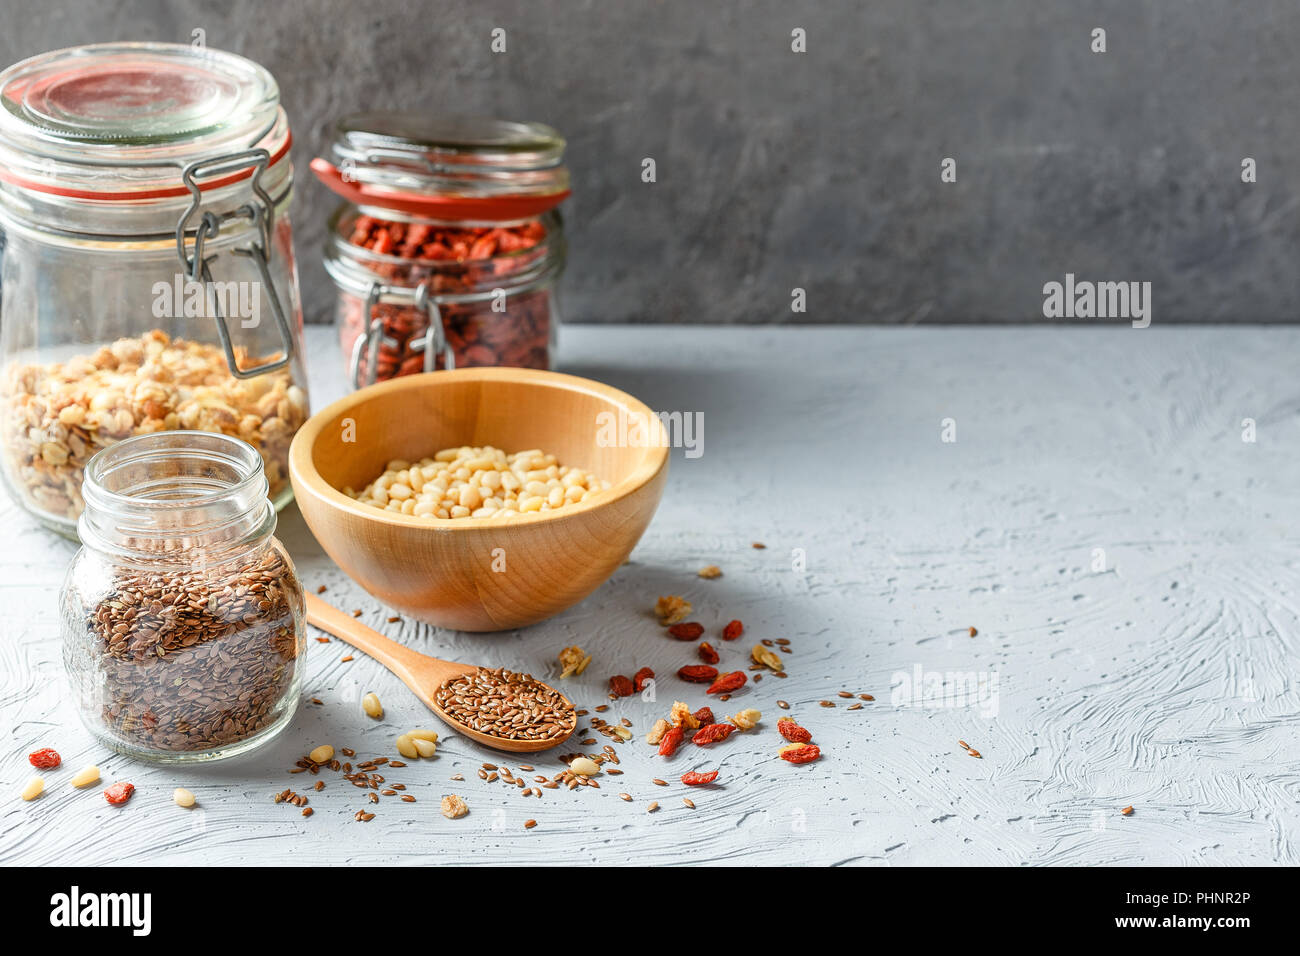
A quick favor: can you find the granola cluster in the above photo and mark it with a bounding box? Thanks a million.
[2,330,307,522]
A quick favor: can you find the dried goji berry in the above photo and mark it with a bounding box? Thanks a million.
[693,706,715,725]
[706,670,746,695]
[667,622,705,641]
[633,666,655,692]
[779,744,821,764]
[722,619,744,641]
[692,723,735,746]
[658,725,685,757]
[697,641,719,664]
[677,665,719,683]
[777,717,813,743]
[609,675,635,697]
[28,748,61,769]
[103,782,135,805]
[681,770,719,786]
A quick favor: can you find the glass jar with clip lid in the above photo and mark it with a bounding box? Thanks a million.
[0,41,310,536]
[314,112,569,388]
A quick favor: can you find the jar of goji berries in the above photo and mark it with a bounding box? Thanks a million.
[314,114,568,387]
[60,431,306,763]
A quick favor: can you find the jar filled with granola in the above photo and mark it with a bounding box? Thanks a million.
[0,43,311,537]
[60,431,305,763]
[314,114,568,387]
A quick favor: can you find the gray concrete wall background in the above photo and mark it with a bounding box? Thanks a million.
[1,0,1296,323]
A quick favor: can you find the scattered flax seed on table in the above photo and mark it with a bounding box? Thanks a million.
[1121,805,1134,816]
[751,542,766,549]
[315,585,327,594]
[341,655,354,663]
[647,801,660,813]
[351,609,363,618]
[682,798,695,809]
[524,819,537,829]
[969,626,978,637]
[386,616,401,623]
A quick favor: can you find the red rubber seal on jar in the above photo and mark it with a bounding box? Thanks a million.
[310,157,570,221]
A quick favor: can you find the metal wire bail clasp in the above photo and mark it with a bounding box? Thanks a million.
[175,149,296,379]
[348,282,455,390]
[409,284,455,374]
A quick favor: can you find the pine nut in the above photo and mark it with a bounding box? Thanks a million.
[407,729,438,742]
[21,776,44,801]
[413,738,437,758]
[569,757,600,777]
[361,692,383,719]
[70,765,100,788]
[173,787,196,808]
[309,745,334,764]
[752,643,784,671]
[395,734,419,759]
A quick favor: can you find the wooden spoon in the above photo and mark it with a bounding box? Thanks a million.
[304,594,576,753]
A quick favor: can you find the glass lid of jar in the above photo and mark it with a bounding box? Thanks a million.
[312,112,570,221]
[0,42,287,198]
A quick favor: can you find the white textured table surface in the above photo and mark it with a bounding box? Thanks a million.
[3,325,1299,867]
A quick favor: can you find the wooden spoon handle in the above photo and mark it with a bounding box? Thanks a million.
[304,594,468,706]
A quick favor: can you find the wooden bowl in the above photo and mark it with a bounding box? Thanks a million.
[289,368,669,632]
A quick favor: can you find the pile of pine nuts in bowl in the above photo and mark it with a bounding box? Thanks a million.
[345,445,611,520]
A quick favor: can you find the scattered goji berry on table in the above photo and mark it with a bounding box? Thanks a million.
[692,723,736,746]
[658,726,685,757]
[722,619,744,641]
[779,744,821,764]
[633,666,655,692]
[28,748,61,769]
[706,671,746,695]
[777,717,813,743]
[678,665,719,683]
[681,770,719,786]
[609,675,635,697]
[697,642,719,664]
[693,706,715,725]
[667,622,705,641]
[103,782,135,805]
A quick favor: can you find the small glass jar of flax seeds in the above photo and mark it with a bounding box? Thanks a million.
[60,431,305,762]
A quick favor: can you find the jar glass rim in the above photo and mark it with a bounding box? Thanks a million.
[78,431,274,553]
[82,430,265,509]
[320,112,569,206]
[0,42,288,199]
